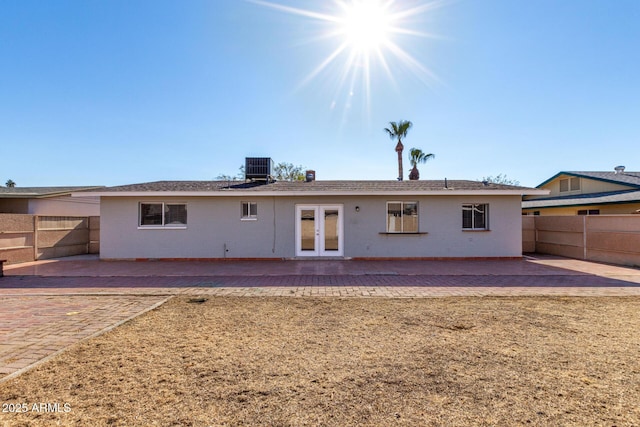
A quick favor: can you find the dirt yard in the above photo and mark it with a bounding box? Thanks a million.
[1,296,639,426]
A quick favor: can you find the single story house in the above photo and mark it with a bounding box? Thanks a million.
[76,174,546,260]
[522,166,640,215]
[0,186,103,216]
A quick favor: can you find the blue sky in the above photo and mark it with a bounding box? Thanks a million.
[1,0,638,188]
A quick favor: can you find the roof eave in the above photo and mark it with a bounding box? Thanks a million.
[74,189,549,198]
[1,192,74,199]
[1,186,105,199]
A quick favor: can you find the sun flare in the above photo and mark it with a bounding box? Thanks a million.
[251,0,444,115]
[339,1,391,53]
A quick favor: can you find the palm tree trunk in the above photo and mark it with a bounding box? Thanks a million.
[395,140,404,181]
[409,165,419,180]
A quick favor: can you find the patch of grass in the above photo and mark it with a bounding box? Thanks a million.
[1,296,639,426]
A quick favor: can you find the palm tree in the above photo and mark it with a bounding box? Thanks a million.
[384,120,413,181]
[408,148,435,180]
[5,179,16,188]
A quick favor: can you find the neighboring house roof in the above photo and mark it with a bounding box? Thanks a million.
[536,171,640,189]
[522,189,640,209]
[0,186,105,198]
[73,180,546,197]
[523,170,640,210]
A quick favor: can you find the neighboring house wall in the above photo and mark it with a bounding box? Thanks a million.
[100,195,523,259]
[28,195,100,216]
[0,196,99,215]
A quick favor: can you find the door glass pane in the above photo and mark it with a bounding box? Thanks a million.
[324,209,339,251]
[300,209,315,251]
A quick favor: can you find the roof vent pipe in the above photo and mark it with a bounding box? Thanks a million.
[614,165,626,174]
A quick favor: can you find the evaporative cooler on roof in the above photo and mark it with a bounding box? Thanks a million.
[245,157,274,181]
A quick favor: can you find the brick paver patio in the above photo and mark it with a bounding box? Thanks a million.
[0,295,168,381]
[1,254,639,382]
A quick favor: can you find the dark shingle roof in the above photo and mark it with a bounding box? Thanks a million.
[0,186,104,198]
[97,179,537,194]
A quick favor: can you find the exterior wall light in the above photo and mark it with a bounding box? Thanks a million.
[355,206,360,212]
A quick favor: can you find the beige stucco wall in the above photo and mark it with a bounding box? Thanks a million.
[100,195,524,260]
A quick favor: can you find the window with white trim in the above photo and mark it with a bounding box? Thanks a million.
[386,201,418,233]
[241,202,258,220]
[462,204,489,230]
[139,203,187,227]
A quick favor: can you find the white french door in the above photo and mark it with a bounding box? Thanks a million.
[295,205,343,257]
